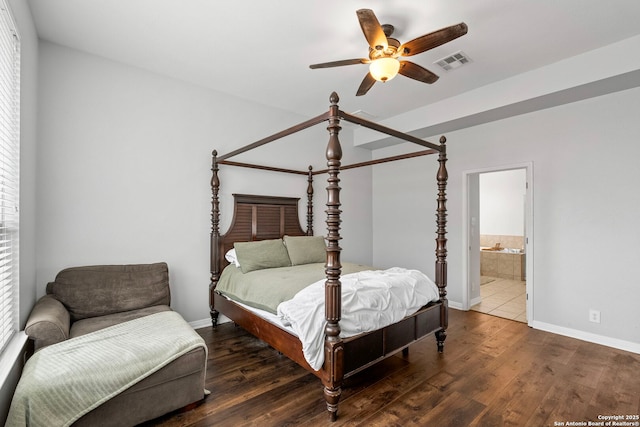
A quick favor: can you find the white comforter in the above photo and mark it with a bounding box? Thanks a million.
[276,267,440,371]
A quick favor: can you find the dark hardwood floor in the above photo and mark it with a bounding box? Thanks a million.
[145,309,640,427]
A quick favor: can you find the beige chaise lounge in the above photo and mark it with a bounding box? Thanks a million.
[20,262,207,426]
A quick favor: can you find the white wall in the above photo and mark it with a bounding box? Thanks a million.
[372,152,439,276]
[373,86,640,348]
[35,42,373,324]
[479,169,526,237]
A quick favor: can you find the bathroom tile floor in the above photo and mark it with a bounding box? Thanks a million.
[471,276,527,323]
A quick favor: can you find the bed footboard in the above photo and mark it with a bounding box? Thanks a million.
[342,302,443,377]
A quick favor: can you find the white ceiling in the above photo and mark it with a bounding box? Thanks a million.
[26,0,640,120]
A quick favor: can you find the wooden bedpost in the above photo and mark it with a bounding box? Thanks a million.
[435,136,448,352]
[307,165,314,236]
[323,91,344,422]
[210,150,221,327]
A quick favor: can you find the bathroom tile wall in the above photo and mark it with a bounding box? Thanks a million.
[480,234,526,280]
[480,234,524,250]
[481,250,526,280]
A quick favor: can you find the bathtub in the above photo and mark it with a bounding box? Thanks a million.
[482,248,523,254]
[480,247,525,280]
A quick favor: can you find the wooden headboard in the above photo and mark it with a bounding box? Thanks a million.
[213,194,308,272]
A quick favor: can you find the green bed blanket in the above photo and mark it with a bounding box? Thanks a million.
[216,262,371,314]
[6,311,207,427]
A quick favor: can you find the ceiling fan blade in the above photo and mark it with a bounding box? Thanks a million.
[398,61,439,84]
[399,22,468,56]
[356,9,388,51]
[309,58,369,69]
[356,73,376,96]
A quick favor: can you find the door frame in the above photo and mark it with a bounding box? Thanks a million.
[461,162,534,324]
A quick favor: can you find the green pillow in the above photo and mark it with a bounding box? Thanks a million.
[234,239,291,273]
[284,235,326,265]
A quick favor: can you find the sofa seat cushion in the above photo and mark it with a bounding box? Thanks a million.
[70,305,171,338]
[47,263,171,321]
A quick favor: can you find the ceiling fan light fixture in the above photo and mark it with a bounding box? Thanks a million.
[369,57,400,82]
[309,9,468,96]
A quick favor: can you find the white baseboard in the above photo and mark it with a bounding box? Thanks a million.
[448,300,464,310]
[189,315,231,330]
[188,318,211,330]
[530,320,640,355]
[448,302,639,355]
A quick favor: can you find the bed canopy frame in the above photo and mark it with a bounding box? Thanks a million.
[210,92,448,421]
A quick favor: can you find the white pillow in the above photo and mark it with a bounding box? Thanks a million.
[225,248,240,267]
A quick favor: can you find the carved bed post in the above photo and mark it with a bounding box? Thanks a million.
[307,165,314,236]
[435,136,448,352]
[323,92,344,422]
[210,150,221,327]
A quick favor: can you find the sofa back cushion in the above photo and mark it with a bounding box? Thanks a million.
[47,263,171,321]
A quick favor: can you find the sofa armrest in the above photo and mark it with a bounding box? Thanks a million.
[25,295,71,351]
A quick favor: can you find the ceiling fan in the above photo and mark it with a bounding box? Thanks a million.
[309,9,468,96]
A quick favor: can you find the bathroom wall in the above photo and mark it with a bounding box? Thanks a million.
[479,169,527,280]
[479,169,526,246]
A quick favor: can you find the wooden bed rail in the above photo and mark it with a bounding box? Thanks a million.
[337,111,441,151]
[217,112,330,162]
[217,149,438,175]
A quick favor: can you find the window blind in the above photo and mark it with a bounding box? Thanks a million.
[0,0,20,354]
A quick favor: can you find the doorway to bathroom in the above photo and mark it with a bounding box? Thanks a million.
[463,163,533,324]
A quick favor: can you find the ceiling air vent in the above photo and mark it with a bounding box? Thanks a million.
[435,51,472,71]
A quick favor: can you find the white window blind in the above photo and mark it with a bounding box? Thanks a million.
[0,0,20,354]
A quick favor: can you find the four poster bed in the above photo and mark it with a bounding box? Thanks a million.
[209,92,448,421]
